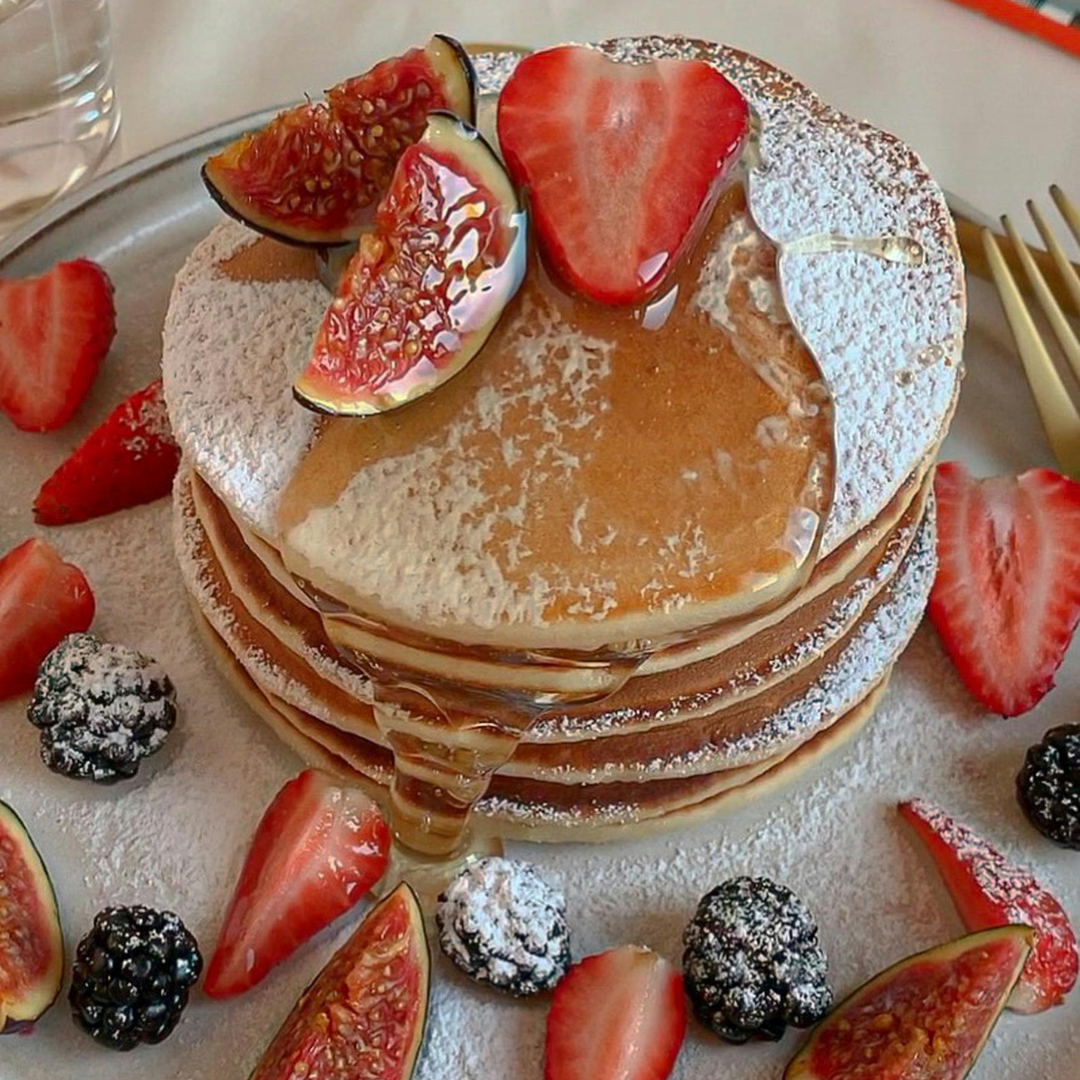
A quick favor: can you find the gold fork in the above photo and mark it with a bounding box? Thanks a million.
[981,186,1080,478]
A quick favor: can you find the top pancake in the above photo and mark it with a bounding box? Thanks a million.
[162,37,964,651]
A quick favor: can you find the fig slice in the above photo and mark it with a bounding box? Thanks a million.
[0,799,63,1035]
[249,883,429,1080]
[202,35,476,247]
[294,111,526,416]
[785,925,1034,1080]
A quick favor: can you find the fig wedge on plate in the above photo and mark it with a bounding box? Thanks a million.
[203,35,475,246]
[294,111,526,416]
[249,883,429,1080]
[0,800,64,1035]
[785,926,1033,1080]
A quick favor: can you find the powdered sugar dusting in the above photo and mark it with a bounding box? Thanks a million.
[436,856,571,994]
[2,379,1073,1080]
[161,221,323,536]
[286,296,619,630]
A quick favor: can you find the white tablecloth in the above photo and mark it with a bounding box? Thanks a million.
[107,0,1078,225]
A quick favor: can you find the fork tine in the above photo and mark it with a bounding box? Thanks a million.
[1003,214,1080,385]
[1028,198,1080,320]
[1050,185,1080,248]
[982,228,1080,478]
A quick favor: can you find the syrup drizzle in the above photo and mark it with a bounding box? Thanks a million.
[781,233,926,265]
[277,182,838,861]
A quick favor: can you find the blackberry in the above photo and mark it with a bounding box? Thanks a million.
[28,633,176,783]
[69,905,202,1051]
[436,857,571,996]
[682,876,832,1043]
[1017,724,1080,850]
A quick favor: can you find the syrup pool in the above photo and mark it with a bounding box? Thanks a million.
[255,182,835,862]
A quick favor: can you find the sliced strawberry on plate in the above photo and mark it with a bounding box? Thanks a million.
[497,45,748,305]
[0,259,115,432]
[545,945,686,1080]
[204,768,390,999]
[0,538,94,700]
[899,798,1078,1013]
[33,378,180,526]
[928,462,1080,716]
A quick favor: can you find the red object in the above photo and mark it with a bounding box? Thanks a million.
[944,0,1080,60]
[0,259,115,432]
[928,462,1080,716]
[249,884,428,1080]
[544,945,687,1080]
[497,45,748,306]
[0,539,94,700]
[787,927,1032,1080]
[294,113,523,416]
[204,769,390,999]
[899,799,1078,1014]
[33,378,180,526]
[203,37,474,246]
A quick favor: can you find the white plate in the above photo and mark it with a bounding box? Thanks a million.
[1,117,1077,1079]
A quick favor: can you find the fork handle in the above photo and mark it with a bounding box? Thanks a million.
[954,212,1080,318]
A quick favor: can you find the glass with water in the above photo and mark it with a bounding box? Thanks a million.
[0,0,119,229]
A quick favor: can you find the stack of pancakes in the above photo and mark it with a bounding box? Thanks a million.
[166,38,965,842]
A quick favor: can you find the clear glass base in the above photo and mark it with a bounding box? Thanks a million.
[371,832,504,914]
[0,0,119,230]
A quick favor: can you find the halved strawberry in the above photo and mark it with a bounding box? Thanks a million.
[0,539,94,700]
[0,259,115,432]
[33,378,180,526]
[899,798,1078,1013]
[204,768,390,999]
[928,462,1080,716]
[497,45,748,306]
[545,945,686,1080]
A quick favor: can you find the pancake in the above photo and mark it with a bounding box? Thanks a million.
[176,467,935,818]
[192,603,894,843]
[164,37,962,846]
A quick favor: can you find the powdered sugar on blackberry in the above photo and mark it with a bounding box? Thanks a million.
[161,221,323,536]
[436,856,571,995]
[28,632,176,782]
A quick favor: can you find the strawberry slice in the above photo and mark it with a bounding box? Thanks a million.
[928,462,1080,716]
[497,45,748,306]
[899,799,1078,1014]
[0,259,115,432]
[33,378,180,526]
[545,945,686,1080]
[204,768,390,999]
[0,539,94,700]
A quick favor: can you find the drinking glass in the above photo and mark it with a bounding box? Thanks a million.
[0,0,119,230]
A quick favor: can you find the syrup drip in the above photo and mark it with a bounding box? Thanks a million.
[781,233,925,265]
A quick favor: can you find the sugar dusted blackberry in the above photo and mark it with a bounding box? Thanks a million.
[1017,724,1080,850]
[682,876,832,1043]
[69,905,202,1050]
[28,632,176,783]
[436,856,571,996]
